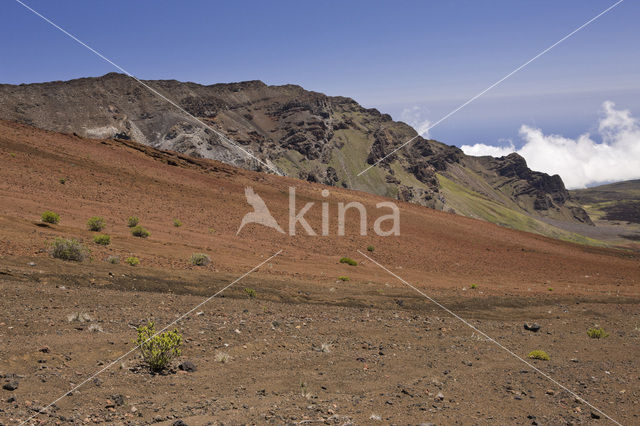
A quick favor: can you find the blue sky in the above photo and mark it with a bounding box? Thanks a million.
[1,1,639,186]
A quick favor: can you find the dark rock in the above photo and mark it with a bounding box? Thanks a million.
[173,421,188,426]
[524,323,541,332]
[2,381,18,391]
[178,361,197,372]
[591,412,601,419]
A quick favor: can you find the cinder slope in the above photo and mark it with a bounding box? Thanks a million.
[1,120,637,297]
[0,74,592,239]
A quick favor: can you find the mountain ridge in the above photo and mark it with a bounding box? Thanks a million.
[0,73,593,240]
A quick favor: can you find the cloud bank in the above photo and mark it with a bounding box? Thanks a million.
[401,106,432,138]
[461,101,640,189]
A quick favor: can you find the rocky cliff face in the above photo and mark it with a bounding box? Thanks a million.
[0,73,592,234]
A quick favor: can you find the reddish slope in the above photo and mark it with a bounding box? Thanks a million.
[0,119,638,299]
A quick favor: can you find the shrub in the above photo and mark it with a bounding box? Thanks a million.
[587,327,609,339]
[366,245,375,252]
[190,253,211,266]
[131,226,150,238]
[134,321,182,372]
[59,177,66,184]
[127,216,139,227]
[338,276,350,281]
[339,257,357,266]
[125,256,140,266]
[50,238,87,261]
[244,288,256,298]
[548,287,553,292]
[173,219,182,227]
[470,284,478,289]
[87,216,106,231]
[93,234,111,245]
[215,352,230,363]
[106,255,119,264]
[41,210,60,224]
[527,350,550,361]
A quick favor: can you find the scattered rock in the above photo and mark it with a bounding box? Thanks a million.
[173,421,188,426]
[434,391,444,401]
[524,323,541,332]
[178,361,197,372]
[111,394,124,406]
[28,262,36,267]
[39,346,50,353]
[591,412,601,419]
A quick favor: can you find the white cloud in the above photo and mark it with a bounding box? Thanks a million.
[461,101,640,189]
[401,106,432,138]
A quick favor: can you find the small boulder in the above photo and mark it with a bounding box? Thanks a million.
[178,361,197,372]
[3,381,18,391]
[524,323,541,332]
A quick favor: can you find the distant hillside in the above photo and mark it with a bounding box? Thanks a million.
[0,73,594,241]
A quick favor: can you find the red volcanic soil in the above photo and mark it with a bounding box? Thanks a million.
[1,120,639,424]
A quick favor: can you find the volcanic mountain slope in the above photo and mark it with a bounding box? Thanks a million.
[570,180,640,245]
[0,73,591,240]
[0,119,637,294]
[1,120,640,425]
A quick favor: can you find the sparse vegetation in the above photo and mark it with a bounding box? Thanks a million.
[338,276,350,281]
[106,255,119,264]
[470,284,477,289]
[87,216,106,231]
[548,287,553,291]
[173,218,182,227]
[125,256,140,266]
[339,257,357,266]
[59,177,66,184]
[190,253,211,266]
[67,312,92,323]
[134,321,182,372]
[527,350,550,361]
[131,225,150,238]
[244,287,257,298]
[50,238,87,261]
[41,210,60,224]
[367,245,375,252]
[215,352,230,363]
[127,216,139,227]
[93,234,110,245]
[587,327,609,339]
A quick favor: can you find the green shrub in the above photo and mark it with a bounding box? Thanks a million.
[87,216,106,231]
[127,216,139,227]
[50,238,87,261]
[41,210,60,224]
[190,253,211,266]
[134,321,182,372]
[106,255,119,264]
[338,276,350,281]
[527,350,550,361]
[548,287,553,292]
[587,327,609,339]
[470,284,477,289]
[173,218,182,227]
[339,257,357,266]
[125,256,140,266]
[244,288,257,298]
[131,226,150,238]
[93,234,111,245]
[366,245,375,252]
[59,177,66,184]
